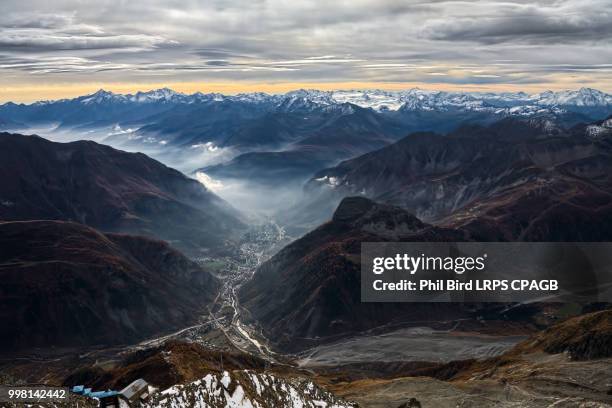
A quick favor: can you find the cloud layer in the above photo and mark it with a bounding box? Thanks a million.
[0,0,610,94]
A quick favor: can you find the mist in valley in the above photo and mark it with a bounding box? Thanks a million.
[14,123,335,227]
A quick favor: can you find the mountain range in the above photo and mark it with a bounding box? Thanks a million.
[1,87,610,187]
[2,88,610,146]
[3,87,610,118]
[0,133,244,351]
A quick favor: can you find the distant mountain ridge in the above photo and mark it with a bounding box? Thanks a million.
[5,87,611,113]
[1,88,610,216]
[1,87,610,146]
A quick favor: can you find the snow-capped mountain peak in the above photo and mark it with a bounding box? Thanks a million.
[5,87,611,117]
[535,87,612,107]
[79,89,120,105]
[131,87,181,102]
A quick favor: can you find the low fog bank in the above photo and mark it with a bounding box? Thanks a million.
[11,124,336,227]
[194,171,320,223]
[14,124,238,174]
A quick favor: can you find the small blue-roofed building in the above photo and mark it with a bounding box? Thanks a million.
[90,390,118,399]
[71,385,85,394]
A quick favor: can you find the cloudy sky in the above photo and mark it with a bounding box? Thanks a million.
[0,0,611,101]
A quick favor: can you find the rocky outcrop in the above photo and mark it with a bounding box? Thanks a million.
[142,370,357,408]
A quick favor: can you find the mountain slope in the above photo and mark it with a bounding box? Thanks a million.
[305,117,612,239]
[239,197,473,351]
[1,88,608,163]
[142,370,356,408]
[241,188,612,351]
[0,133,244,253]
[509,309,612,360]
[0,220,220,351]
[201,105,402,184]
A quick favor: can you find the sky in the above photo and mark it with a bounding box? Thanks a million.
[0,0,611,102]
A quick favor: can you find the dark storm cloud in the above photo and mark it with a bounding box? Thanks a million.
[423,1,612,44]
[194,49,254,60]
[206,60,231,66]
[0,34,174,52]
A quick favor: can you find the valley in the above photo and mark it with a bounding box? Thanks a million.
[0,214,531,381]
[1,88,612,407]
[2,0,612,401]
[193,220,291,360]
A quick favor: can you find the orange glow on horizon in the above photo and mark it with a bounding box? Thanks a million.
[1,81,610,103]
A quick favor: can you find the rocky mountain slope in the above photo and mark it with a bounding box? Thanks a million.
[239,197,482,351]
[0,133,243,253]
[0,220,220,351]
[241,184,612,351]
[510,308,612,360]
[142,370,357,408]
[304,116,612,239]
[64,341,269,391]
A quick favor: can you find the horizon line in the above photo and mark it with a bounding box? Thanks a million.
[1,81,611,104]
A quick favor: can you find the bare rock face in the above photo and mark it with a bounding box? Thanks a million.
[0,220,220,351]
[397,399,422,408]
